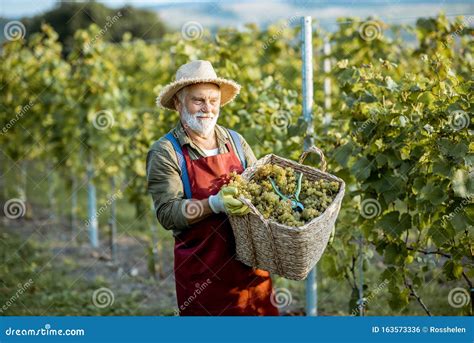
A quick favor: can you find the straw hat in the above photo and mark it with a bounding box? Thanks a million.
[156,60,241,111]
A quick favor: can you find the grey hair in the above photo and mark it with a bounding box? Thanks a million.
[175,87,188,104]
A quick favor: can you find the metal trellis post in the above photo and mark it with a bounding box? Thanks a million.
[301,15,317,317]
[323,36,332,133]
[87,152,99,248]
[358,234,365,316]
[109,176,117,261]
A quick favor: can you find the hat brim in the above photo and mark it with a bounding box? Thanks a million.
[156,77,241,111]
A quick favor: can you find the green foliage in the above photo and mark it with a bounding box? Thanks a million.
[321,14,472,315]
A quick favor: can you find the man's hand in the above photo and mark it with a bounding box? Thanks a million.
[208,186,250,216]
[180,187,249,227]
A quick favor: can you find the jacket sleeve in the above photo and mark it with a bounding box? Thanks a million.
[237,132,258,168]
[146,139,190,234]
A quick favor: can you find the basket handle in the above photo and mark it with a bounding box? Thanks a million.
[237,196,258,214]
[298,145,327,172]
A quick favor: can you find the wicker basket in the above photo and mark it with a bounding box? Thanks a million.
[228,146,345,281]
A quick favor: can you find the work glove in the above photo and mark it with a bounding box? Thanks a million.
[208,186,250,216]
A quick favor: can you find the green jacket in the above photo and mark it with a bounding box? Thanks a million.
[146,121,257,236]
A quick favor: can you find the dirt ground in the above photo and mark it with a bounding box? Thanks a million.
[2,203,304,316]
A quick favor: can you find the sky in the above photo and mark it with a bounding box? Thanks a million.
[1,0,473,30]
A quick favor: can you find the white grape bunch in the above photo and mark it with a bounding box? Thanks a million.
[228,164,339,226]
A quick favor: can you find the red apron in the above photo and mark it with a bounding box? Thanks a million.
[174,140,279,316]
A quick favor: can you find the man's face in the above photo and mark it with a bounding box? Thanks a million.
[175,83,221,137]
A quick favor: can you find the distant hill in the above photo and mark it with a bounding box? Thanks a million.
[14,1,168,52]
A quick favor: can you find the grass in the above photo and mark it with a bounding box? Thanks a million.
[0,230,146,316]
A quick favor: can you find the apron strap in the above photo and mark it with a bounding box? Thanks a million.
[164,132,192,199]
[226,129,247,169]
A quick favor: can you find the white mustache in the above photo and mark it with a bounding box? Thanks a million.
[195,112,214,118]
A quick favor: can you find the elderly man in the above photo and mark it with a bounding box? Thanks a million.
[146,60,279,316]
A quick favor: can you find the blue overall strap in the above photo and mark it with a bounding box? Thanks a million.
[164,132,192,199]
[227,129,247,169]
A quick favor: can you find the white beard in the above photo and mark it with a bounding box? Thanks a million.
[181,105,219,137]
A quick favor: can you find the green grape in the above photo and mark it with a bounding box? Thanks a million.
[228,164,339,227]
